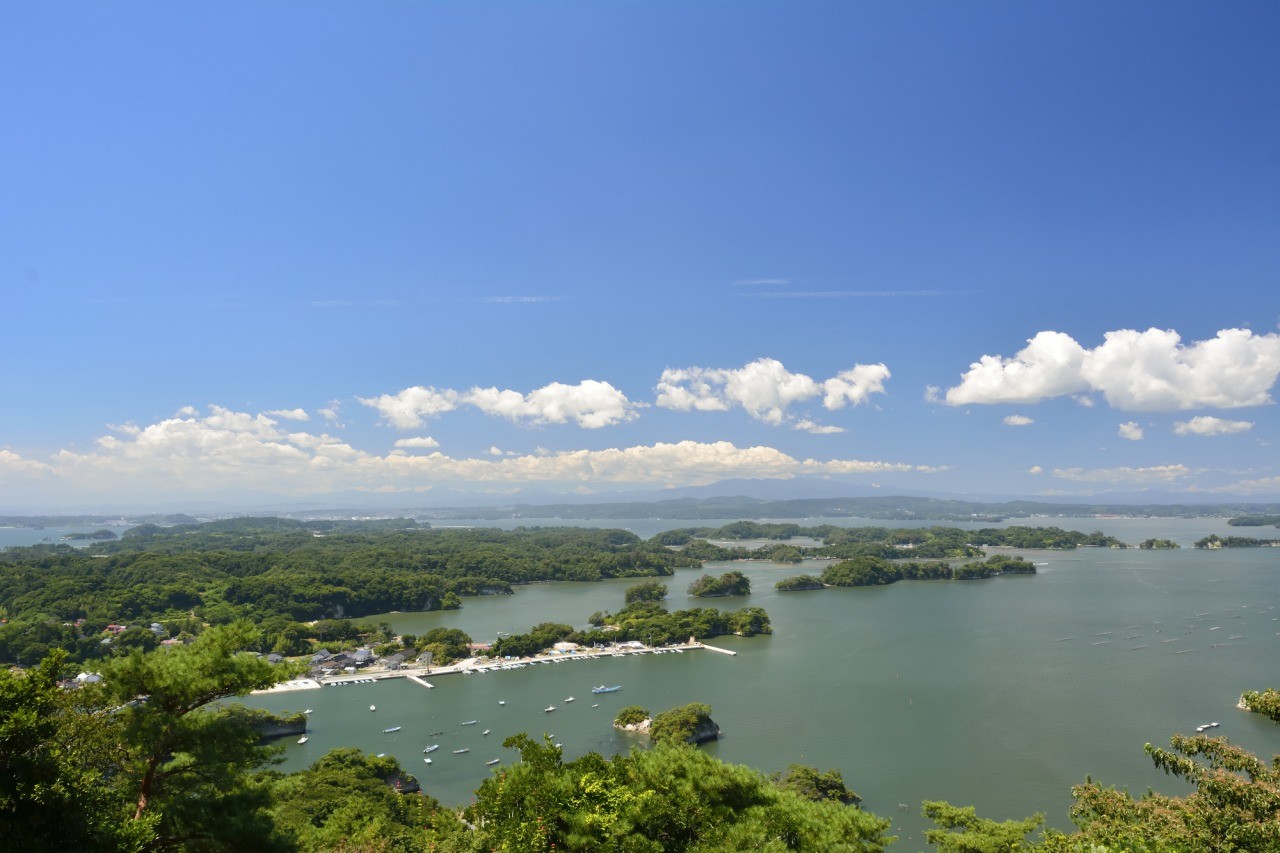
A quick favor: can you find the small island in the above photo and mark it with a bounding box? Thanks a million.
[614,702,721,745]
[775,574,826,592]
[688,570,751,597]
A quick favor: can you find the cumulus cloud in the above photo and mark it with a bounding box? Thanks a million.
[1003,415,1034,426]
[1204,475,1280,495]
[265,408,309,421]
[794,419,845,434]
[1173,416,1253,436]
[358,386,460,429]
[945,328,1280,411]
[7,406,942,499]
[1051,464,1192,484]
[1118,422,1145,441]
[394,436,441,449]
[1028,466,1043,475]
[656,358,888,425]
[318,401,343,423]
[360,381,636,430]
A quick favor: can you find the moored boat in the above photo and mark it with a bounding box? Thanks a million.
[591,685,621,694]
[297,735,308,744]
[453,748,469,754]
[544,705,556,712]
[382,726,402,733]
[486,758,500,765]
[424,744,439,754]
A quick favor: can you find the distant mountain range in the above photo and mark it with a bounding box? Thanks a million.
[5,475,1279,523]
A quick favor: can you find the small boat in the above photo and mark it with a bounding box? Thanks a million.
[565,696,575,703]
[591,703,599,708]
[382,726,402,733]
[424,744,439,754]
[591,685,621,694]
[486,758,500,766]
[461,720,478,726]
[297,736,308,744]
[1196,725,1208,732]
[423,757,432,765]
[544,705,556,713]
[429,731,443,736]
[482,729,490,735]
[1210,722,1220,728]
[499,700,506,706]
[370,705,376,712]
[453,748,470,754]
[304,708,314,714]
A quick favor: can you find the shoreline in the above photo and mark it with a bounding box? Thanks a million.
[253,640,724,694]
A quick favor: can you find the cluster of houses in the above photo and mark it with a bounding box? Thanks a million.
[305,647,434,678]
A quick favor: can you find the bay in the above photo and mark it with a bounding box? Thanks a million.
[240,516,1280,845]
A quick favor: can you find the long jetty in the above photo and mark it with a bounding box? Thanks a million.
[253,640,731,694]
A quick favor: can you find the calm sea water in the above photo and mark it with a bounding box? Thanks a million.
[240,515,1280,845]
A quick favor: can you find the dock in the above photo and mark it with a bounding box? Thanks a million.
[407,674,434,689]
[699,643,737,657]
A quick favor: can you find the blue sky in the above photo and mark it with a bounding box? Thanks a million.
[3,2,1279,510]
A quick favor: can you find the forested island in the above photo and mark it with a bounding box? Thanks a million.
[1194,534,1280,549]
[0,517,1120,667]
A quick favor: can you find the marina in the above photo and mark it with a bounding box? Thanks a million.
[244,517,1280,843]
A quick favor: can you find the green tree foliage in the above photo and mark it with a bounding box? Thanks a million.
[821,556,900,586]
[0,650,150,851]
[773,764,862,804]
[776,575,826,591]
[263,749,463,851]
[91,621,293,847]
[492,622,574,658]
[687,570,750,597]
[649,702,716,745]
[1240,689,1280,724]
[922,800,1044,852]
[623,580,667,604]
[461,734,893,851]
[613,705,649,727]
[1138,538,1181,549]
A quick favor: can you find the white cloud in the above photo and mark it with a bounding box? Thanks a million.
[361,381,636,430]
[358,386,460,429]
[1051,464,1192,484]
[467,380,637,429]
[656,358,888,424]
[793,419,845,434]
[1204,475,1280,495]
[265,408,309,421]
[8,406,942,500]
[822,364,891,409]
[1118,422,1145,441]
[394,436,441,449]
[945,328,1280,411]
[1173,416,1253,436]
[1003,415,1034,426]
[318,401,343,423]
[1028,465,1043,475]
[1073,395,1096,408]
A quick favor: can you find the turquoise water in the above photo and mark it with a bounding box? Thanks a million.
[243,517,1280,845]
